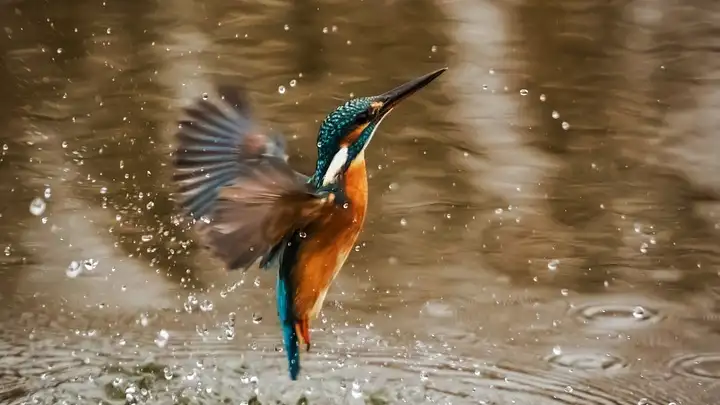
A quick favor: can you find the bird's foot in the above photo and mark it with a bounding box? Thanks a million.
[295,318,311,352]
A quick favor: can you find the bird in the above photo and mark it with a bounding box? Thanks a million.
[171,67,447,380]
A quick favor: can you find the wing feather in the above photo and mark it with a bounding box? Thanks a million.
[172,86,320,270]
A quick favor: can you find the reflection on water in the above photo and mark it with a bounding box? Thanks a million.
[1,0,720,403]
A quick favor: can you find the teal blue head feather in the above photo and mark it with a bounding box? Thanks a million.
[309,67,448,190]
[310,97,379,188]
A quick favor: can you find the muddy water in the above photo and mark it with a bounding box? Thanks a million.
[1,0,720,403]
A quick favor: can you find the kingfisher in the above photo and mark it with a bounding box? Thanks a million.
[171,67,447,380]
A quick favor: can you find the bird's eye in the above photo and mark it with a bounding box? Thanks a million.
[354,110,371,125]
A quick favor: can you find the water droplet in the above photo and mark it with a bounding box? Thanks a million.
[29,197,46,216]
[253,277,260,287]
[284,24,290,31]
[637,399,649,405]
[640,242,648,253]
[223,323,235,340]
[154,329,169,348]
[489,68,495,75]
[540,94,547,102]
[420,370,429,382]
[561,288,569,296]
[289,79,297,88]
[351,381,363,399]
[199,300,214,312]
[43,188,51,199]
[184,294,199,313]
[278,85,286,94]
[331,25,338,32]
[565,386,573,393]
[202,92,209,100]
[66,261,83,278]
[56,48,63,54]
[430,45,437,53]
[553,345,562,355]
[519,89,529,96]
[100,187,107,194]
[548,259,559,271]
[2,143,8,151]
[163,367,173,380]
[139,313,149,327]
[195,324,209,337]
[400,218,407,226]
[252,313,262,324]
[632,306,647,320]
[552,110,560,119]
[562,121,570,130]
[83,258,98,271]
[298,231,307,238]
[322,26,329,33]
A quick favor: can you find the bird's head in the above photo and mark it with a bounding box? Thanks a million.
[310,67,447,189]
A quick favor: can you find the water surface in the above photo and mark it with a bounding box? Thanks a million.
[1,0,720,403]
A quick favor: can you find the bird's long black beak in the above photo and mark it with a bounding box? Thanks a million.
[377,67,447,115]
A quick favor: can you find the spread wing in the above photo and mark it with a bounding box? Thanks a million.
[172,86,327,270]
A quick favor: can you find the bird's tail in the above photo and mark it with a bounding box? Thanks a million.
[276,272,300,380]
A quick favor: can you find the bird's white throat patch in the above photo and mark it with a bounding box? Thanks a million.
[322,146,349,186]
[321,111,390,187]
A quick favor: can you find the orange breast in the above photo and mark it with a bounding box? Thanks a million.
[290,155,368,319]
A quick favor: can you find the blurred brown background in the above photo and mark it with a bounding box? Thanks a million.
[0,0,719,404]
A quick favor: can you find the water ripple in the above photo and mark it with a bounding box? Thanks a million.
[545,351,628,374]
[668,352,720,380]
[362,355,677,405]
[570,301,664,331]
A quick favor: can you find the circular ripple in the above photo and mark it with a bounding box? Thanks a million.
[571,303,664,330]
[669,353,720,380]
[546,351,628,373]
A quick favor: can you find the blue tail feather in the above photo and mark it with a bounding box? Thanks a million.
[277,270,300,380]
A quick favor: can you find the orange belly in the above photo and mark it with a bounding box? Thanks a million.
[290,155,368,319]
